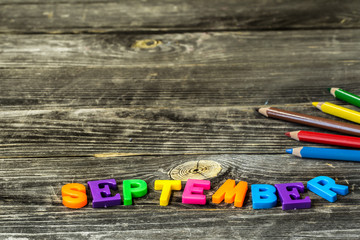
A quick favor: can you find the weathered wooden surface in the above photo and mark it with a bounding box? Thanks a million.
[1,154,359,239]
[1,0,360,33]
[1,31,360,157]
[1,1,360,239]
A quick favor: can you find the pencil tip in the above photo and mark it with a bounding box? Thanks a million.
[312,102,319,107]
[286,149,293,154]
[258,107,269,117]
[327,88,331,92]
[329,88,339,96]
[285,132,290,137]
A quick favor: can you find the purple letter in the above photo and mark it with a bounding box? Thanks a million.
[87,179,121,208]
[275,182,311,210]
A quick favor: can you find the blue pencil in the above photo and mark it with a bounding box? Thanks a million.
[286,147,360,162]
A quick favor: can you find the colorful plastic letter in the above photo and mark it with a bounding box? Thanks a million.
[275,182,311,210]
[182,179,211,205]
[212,179,248,207]
[123,179,148,205]
[154,180,182,206]
[307,176,349,202]
[62,183,88,209]
[251,184,277,209]
[87,179,121,208]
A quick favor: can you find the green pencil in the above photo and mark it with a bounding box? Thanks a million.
[329,88,360,108]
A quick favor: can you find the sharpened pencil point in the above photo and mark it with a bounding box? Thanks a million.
[312,102,319,107]
[285,132,290,137]
[286,149,293,154]
[329,88,339,97]
[258,107,270,117]
[327,88,331,92]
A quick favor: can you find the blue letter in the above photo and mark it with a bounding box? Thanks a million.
[251,184,277,209]
[307,176,349,202]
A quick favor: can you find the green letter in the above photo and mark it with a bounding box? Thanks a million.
[123,179,148,205]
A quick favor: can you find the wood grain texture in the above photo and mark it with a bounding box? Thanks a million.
[2,30,360,68]
[0,154,359,239]
[3,104,360,158]
[1,30,360,157]
[1,0,360,33]
[1,1,360,238]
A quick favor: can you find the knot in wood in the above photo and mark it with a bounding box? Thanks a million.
[131,39,162,49]
[170,160,222,181]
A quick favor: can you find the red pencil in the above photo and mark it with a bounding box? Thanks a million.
[285,130,360,148]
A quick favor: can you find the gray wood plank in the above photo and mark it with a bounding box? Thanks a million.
[0,154,358,239]
[2,104,360,158]
[1,0,360,33]
[2,30,360,68]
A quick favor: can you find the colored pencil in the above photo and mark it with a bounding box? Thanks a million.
[312,102,360,124]
[286,147,360,162]
[258,107,360,136]
[329,88,360,108]
[285,130,360,148]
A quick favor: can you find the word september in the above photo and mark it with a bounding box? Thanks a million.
[61,176,349,211]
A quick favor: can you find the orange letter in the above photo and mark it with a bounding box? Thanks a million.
[62,183,88,209]
[154,180,182,206]
[212,179,248,207]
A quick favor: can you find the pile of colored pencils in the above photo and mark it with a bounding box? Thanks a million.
[258,88,360,162]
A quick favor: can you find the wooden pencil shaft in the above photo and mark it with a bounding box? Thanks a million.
[316,102,360,124]
[294,130,360,148]
[332,88,360,108]
[297,147,360,162]
[262,107,360,136]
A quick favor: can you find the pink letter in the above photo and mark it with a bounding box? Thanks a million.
[182,179,210,205]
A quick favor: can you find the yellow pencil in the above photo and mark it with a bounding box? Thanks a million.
[312,102,360,124]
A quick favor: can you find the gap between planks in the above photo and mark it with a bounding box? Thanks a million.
[0,152,283,159]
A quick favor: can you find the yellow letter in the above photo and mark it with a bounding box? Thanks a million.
[154,180,182,206]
